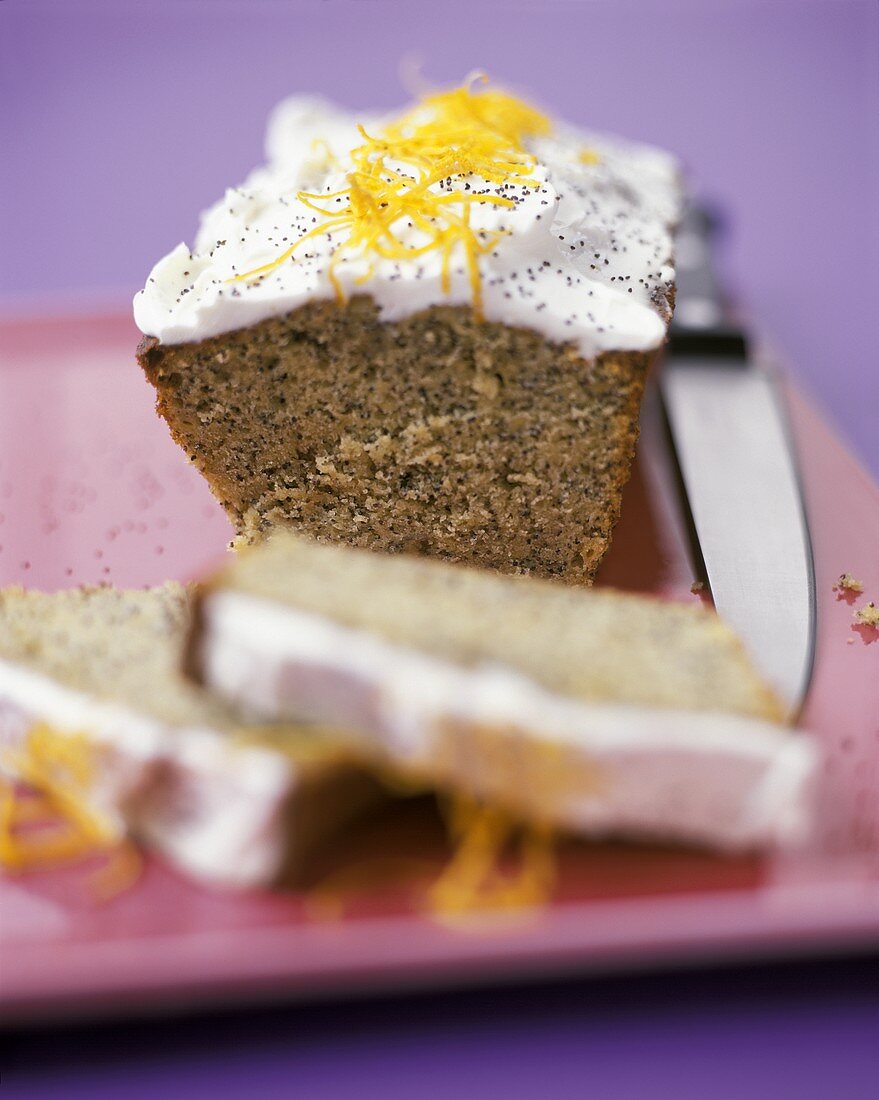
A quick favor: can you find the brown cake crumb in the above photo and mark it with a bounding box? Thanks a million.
[834,573,864,594]
[853,602,879,628]
[690,581,705,595]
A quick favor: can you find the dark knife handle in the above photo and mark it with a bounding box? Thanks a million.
[669,204,748,359]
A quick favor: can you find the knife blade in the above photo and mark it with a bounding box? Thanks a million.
[660,205,816,718]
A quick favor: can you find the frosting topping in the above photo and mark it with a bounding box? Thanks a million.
[134,78,682,356]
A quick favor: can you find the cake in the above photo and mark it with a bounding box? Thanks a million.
[188,533,817,851]
[135,78,681,584]
[0,584,381,887]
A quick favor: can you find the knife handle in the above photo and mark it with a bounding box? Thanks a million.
[669,204,748,359]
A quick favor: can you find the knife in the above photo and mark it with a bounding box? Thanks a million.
[660,205,816,719]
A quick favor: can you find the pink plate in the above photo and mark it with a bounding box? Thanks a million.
[1,311,878,1022]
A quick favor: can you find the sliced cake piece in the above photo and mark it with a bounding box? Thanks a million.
[189,534,817,852]
[135,80,681,584]
[0,584,381,887]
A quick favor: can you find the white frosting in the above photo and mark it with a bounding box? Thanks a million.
[134,95,681,355]
[199,591,816,852]
[0,659,294,887]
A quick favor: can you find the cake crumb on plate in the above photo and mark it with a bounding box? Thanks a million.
[853,601,879,628]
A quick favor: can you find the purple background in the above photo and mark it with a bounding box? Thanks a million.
[1,0,878,473]
[2,2,879,1095]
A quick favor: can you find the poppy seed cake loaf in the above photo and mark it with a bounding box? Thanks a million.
[135,81,681,583]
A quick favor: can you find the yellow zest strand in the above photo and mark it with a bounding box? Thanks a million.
[0,790,100,871]
[0,781,22,868]
[425,796,556,928]
[302,792,556,929]
[0,723,139,899]
[308,138,342,173]
[8,791,56,824]
[3,724,119,847]
[232,76,551,319]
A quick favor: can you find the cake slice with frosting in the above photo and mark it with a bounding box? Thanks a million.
[135,78,681,584]
[188,533,817,852]
[0,584,381,887]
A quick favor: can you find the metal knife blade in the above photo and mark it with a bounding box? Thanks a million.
[660,206,816,718]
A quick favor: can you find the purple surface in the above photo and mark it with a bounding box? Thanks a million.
[1,0,878,474]
[5,958,879,1099]
[2,2,879,1095]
